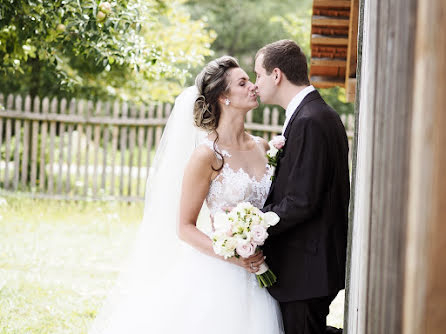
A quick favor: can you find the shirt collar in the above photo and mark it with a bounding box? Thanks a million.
[282,85,315,134]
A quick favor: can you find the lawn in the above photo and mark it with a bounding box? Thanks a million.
[0,196,344,333]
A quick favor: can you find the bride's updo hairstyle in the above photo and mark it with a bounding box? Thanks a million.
[194,56,239,171]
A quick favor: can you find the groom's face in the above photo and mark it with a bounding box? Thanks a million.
[254,54,276,105]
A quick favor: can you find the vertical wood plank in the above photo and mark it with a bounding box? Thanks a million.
[145,105,155,184]
[92,101,101,198]
[83,101,93,197]
[57,98,67,194]
[271,108,279,136]
[47,97,58,194]
[0,93,6,171]
[12,95,23,190]
[127,105,137,197]
[101,102,111,193]
[21,95,31,188]
[30,96,40,190]
[3,94,14,189]
[262,107,270,140]
[403,0,446,333]
[136,104,146,197]
[74,100,85,195]
[154,103,163,149]
[110,101,120,196]
[0,94,4,165]
[39,97,50,192]
[119,102,128,196]
[65,98,76,194]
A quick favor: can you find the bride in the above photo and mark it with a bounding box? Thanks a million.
[89,56,284,333]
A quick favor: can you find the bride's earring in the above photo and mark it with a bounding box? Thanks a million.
[224,99,230,106]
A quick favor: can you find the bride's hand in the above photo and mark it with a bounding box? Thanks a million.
[229,250,265,273]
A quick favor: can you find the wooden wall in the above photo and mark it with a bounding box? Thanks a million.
[346,0,418,332]
[347,0,446,333]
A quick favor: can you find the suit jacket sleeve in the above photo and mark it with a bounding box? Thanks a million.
[263,117,328,237]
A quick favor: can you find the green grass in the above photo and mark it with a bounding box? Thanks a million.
[0,197,142,333]
[0,196,344,333]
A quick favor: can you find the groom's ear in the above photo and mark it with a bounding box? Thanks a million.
[273,68,282,85]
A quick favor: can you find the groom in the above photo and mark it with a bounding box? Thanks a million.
[255,40,350,334]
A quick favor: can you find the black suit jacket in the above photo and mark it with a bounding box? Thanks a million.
[262,90,350,302]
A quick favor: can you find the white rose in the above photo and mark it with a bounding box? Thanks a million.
[271,135,286,149]
[225,238,238,252]
[264,211,280,226]
[251,225,268,246]
[267,146,279,157]
[250,214,261,225]
[236,241,256,258]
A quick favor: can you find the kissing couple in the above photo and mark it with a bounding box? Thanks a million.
[89,39,349,334]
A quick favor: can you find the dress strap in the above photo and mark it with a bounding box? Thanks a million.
[249,134,261,143]
[200,137,231,160]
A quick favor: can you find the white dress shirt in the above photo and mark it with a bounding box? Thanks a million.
[281,85,316,135]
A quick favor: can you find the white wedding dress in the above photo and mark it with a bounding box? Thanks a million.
[89,87,284,334]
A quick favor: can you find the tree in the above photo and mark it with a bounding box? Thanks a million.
[0,0,215,102]
[185,0,353,115]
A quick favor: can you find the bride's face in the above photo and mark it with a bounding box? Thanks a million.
[222,68,258,112]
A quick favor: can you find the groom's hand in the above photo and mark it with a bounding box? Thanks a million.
[241,251,265,273]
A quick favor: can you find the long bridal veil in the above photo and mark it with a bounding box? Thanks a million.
[89,86,211,333]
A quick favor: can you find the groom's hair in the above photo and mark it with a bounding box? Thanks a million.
[256,40,310,86]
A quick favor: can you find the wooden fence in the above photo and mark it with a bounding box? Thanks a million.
[0,93,354,201]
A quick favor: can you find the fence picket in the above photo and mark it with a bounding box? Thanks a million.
[271,108,279,136]
[263,107,271,140]
[101,102,110,193]
[57,98,67,194]
[155,103,163,148]
[92,101,101,198]
[66,99,76,194]
[127,106,137,197]
[119,103,129,196]
[47,97,58,194]
[21,96,31,188]
[74,100,85,195]
[12,95,23,190]
[110,101,120,196]
[3,94,14,189]
[136,104,146,197]
[83,101,93,197]
[39,97,49,192]
[0,94,4,163]
[145,105,155,184]
[30,96,40,190]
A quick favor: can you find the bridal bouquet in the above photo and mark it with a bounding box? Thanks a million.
[211,202,280,287]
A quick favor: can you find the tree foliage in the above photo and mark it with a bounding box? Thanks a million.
[186,0,353,115]
[0,0,215,102]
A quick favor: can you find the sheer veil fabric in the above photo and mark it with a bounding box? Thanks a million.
[89,86,211,333]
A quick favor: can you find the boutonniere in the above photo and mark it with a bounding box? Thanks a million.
[266,135,286,180]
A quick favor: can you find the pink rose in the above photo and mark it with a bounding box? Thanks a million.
[271,135,286,150]
[236,241,256,258]
[251,225,268,246]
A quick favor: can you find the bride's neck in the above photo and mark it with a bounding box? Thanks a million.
[215,112,246,146]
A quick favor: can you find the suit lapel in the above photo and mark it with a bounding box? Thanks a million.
[266,90,322,201]
[283,90,321,138]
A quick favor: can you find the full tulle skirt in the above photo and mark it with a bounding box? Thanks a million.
[89,244,283,334]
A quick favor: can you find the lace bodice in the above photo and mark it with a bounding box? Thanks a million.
[200,135,273,223]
